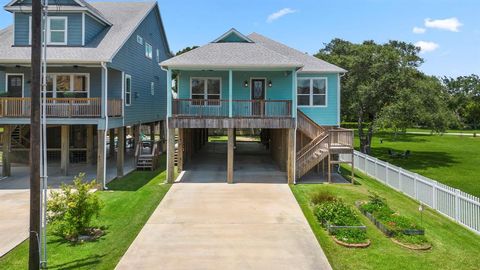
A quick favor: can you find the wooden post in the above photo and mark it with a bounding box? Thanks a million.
[61,125,70,176]
[178,128,184,172]
[150,122,155,141]
[167,128,175,183]
[287,128,295,184]
[96,129,106,185]
[109,129,115,158]
[328,153,331,183]
[117,127,125,177]
[86,125,94,164]
[2,125,11,177]
[133,124,140,149]
[233,128,237,147]
[227,128,234,184]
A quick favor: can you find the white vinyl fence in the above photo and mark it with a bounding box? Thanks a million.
[341,150,480,234]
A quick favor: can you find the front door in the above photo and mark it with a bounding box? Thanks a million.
[6,75,23,97]
[251,79,265,116]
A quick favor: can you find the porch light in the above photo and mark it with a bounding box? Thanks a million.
[268,80,272,87]
[243,80,248,87]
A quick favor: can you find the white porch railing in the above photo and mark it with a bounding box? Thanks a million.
[341,150,480,234]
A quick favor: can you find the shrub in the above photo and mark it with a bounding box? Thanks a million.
[335,228,368,244]
[47,173,103,241]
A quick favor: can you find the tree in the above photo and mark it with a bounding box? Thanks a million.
[176,46,199,56]
[442,74,480,129]
[316,39,453,153]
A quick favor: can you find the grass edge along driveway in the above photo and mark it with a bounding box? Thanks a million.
[0,155,171,270]
[291,167,480,270]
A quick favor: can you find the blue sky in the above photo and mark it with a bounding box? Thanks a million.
[0,0,478,77]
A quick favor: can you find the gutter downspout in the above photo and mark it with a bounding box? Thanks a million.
[101,62,108,190]
[292,69,298,184]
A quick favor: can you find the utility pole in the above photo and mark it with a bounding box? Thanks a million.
[29,0,41,268]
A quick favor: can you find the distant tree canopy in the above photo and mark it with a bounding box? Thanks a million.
[442,74,480,129]
[315,39,454,153]
[176,46,199,56]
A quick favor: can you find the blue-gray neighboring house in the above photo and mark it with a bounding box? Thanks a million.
[0,0,172,183]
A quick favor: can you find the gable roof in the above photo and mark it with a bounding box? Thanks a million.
[161,29,346,73]
[212,28,253,43]
[0,1,168,64]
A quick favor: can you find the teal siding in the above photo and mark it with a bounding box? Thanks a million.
[0,68,5,93]
[84,14,105,44]
[297,73,340,126]
[109,7,169,125]
[217,32,250,43]
[14,13,83,46]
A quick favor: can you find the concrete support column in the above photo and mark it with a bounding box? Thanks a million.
[117,127,125,177]
[227,128,234,184]
[61,125,70,176]
[167,128,175,183]
[86,125,94,164]
[287,128,295,184]
[97,129,106,185]
[109,129,115,159]
[2,125,11,177]
[178,128,184,172]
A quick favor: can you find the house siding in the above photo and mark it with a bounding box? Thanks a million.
[13,0,79,6]
[0,67,5,93]
[297,73,340,126]
[109,7,169,126]
[84,14,105,45]
[14,12,83,46]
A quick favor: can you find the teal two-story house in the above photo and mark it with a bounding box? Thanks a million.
[0,0,171,183]
[161,29,354,184]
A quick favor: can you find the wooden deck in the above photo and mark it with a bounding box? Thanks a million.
[0,97,122,118]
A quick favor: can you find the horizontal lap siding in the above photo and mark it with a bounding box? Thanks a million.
[84,14,105,44]
[0,68,5,93]
[14,13,83,46]
[109,8,168,125]
[13,0,79,5]
[297,73,339,126]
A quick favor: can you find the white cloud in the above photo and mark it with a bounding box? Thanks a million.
[412,26,426,34]
[424,17,462,32]
[415,41,439,53]
[267,8,297,23]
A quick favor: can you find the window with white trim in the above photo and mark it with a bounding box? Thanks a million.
[125,75,132,106]
[191,77,221,106]
[47,17,67,45]
[151,82,155,95]
[297,78,327,106]
[136,35,143,45]
[145,42,153,59]
[42,74,89,98]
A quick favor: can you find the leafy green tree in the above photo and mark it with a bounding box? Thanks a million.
[442,74,480,129]
[176,46,199,56]
[316,39,453,153]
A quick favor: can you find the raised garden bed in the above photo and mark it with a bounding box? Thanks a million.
[310,191,370,247]
[357,193,431,250]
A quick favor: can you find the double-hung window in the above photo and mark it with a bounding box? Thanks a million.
[145,42,153,59]
[297,78,327,106]
[47,17,67,45]
[191,77,221,106]
[125,75,132,106]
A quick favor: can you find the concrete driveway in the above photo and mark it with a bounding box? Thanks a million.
[115,183,332,270]
[0,189,29,257]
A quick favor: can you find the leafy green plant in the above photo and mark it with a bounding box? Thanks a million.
[47,173,103,241]
[310,190,336,205]
[335,228,368,244]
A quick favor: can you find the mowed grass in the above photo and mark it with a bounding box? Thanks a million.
[355,132,480,197]
[291,167,480,270]
[0,155,171,270]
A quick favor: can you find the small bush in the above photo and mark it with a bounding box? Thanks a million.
[47,173,103,241]
[310,190,336,205]
[335,228,368,244]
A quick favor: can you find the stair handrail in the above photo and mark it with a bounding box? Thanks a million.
[297,110,327,139]
[296,132,328,160]
[296,134,330,176]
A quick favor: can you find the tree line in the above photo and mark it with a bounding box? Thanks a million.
[315,39,479,153]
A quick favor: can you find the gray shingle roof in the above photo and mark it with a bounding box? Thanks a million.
[161,30,346,73]
[0,1,156,64]
[247,33,346,73]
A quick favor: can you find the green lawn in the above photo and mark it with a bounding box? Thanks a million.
[356,132,480,197]
[291,167,480,270]
[0,155,171,269]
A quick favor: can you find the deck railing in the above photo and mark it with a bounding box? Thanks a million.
[172,99,292,118]
[329,128,354,148]
[0,97,122,118]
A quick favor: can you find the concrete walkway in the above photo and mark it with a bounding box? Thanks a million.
[115,183,332,270]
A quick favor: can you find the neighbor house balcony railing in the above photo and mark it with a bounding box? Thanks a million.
[172,99,292,118]
[0,97,122,118]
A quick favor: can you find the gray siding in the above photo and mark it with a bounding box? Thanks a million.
[84,14,105,45]
[14,12,83,46]
[109,7,169,125]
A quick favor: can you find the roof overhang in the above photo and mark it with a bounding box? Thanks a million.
[161,64,303,71]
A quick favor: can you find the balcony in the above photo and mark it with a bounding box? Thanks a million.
[172,99,292,118]
[0,98,122,118]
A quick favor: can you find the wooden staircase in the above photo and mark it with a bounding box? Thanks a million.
[11,125,29,148]
[296,110,329,179]
[135,140,162,171]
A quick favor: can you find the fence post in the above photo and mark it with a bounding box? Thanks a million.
[455,189,460,222]
[414,173,418,200]
[385,162,389,184]
[399,168,403,192]
[374,158,378,179]
[432,180,437,210]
